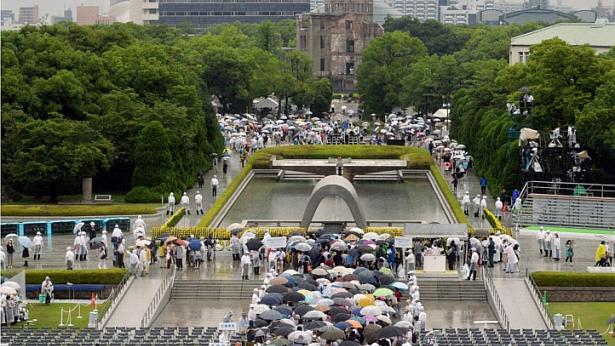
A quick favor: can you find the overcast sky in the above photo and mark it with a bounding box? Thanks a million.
[1,0,611,18]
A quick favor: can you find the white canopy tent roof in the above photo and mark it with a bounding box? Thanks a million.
[432,109,449,119]
[403,223,468,240]
[253,97,279,110]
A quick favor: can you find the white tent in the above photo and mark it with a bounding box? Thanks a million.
[253,97,279,110]
[432,109,449,119]
[519,128,540,146]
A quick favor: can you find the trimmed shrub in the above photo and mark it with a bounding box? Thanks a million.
[532,271,615,287]
[162,207,185,228]
[125,186,162,203]
[0,204,157,217]
[429,164,474,234]
[483,208,513,236]
[1,269,127,284]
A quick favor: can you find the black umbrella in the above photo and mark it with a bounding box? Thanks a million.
[328,307,350,316]
[283,291,306,303]
[357,245,374,253]
[89,237,105,250]
[304,321,326,330]
[273,326,296,337]
[333,298,351,307]
[342,274,358,282]
[358,271,377,284]
[252,319,269,328]
[333,313,352,323]
[378,275,395,285]
[247,238,263,251]
[376,326,405,339]
[331,291,353,299]
[267,285,289,294]
[275,306,293,317]
[295,305,315,316]
[260,310,284,321]
[261,294,283,306]
[340,341,361,346]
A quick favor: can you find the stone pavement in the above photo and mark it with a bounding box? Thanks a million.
[493,278,548,329]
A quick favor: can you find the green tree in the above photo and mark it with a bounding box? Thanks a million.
[132,121,175,190]
[402,54,458,113]
[383,17,470,56]
[4,116,114,201]
[310,78,333,115]
[357,32,427,114]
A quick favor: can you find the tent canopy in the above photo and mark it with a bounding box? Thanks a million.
[403,224,468,240]
[253,97,279,110]
[519,127,540,146]
[431,109,449,119]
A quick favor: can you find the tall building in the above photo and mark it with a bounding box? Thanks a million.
[395,0,439,20]
[77,5,101,25]
[494,0,525,13]
[1,10,15,23]
[156,0,309,31]
[439,0,494,24]
[51,8,74,24]
[110,0,159,25]
[19,5,39,24]
[297,0,383,92]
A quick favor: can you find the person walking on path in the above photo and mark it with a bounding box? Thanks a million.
[175,244,185,271]
[504,242,519,273]
[537,227,545,256]
[495,197,503,220]
[41,277,53,304]
[462,191,471,215]
[595,241,607,267]
[33,232,43,261]
[167,192,176,216]
[487,238,496,268]
[480,196,487,218]
[480,177,487,195]
[552,233,561,261]
[211,175,219,198]
[564,240,574,266]
[195,191,204,215]
[65,246,75,270]
[98,243,108,269]
[180,192,191,215]
[473,194,481,218]
[241,253,251,280]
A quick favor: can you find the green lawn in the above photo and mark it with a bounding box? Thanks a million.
[22,301,110,328]
[526,225,614,236]
[547,302,615,345]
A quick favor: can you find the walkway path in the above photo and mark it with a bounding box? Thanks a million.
[104,275,163,328]
[492,278,547,329]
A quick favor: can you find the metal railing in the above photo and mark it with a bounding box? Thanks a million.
[524,268,555,330]
[140,267,177,328]
[519,180,615,200]
[97,273,133,329]
[482,268,510,330]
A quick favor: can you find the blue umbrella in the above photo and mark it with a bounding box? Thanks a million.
[390,282,409,291]
[18,236,32,248]
[274,306,293,318]
[335,322,350,330]
[188,239,202,251]
[261,293,283,306]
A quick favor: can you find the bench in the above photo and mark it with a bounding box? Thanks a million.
[94,194,112,203]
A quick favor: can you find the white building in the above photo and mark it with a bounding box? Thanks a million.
[109,0,159,25]
[509,20,615,65]
[493,0,524,12]
[440,0,494,24]
[394,0,439,20]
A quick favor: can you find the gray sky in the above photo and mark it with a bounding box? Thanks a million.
[0,0,611,18]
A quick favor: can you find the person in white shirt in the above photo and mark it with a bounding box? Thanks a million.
[167,192,176,216]
[65,246,75,270]
[462,191,471,215]
[195,191,204,215]
[241,253,251,280]
[211,175,219,198]
[180,192,191,215]
[468,248,479,280]
[128,250,139,276]
[480,196,488,218]
[268,251,277,273]
[495,197,503,220]
[33,232,44,261]
[111,224,123,250]
[536,227,545,256]
[544,231,552,258]
[552,233,561,261]
[101,229,108,249]
[504,242,519,273]
[418,308,427,331]
[473,194,481,217]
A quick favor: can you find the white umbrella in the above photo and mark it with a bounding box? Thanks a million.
[289,235,306,243]
[254,304,270,314]
[288,331,312,343]
[360,306,382,316]
[378,233,391,240]
[73,222,84,234]
[348,227,364,235]
[294,243,312,252]
[2,281,20,291]
[4,233,18,241]
[0,286,17,295]
[228,223,243,232]
[377,315,392,325]
[360,253,376,262]
[363,232,379,240]
[303,311,326,319]
[330,266,348,276]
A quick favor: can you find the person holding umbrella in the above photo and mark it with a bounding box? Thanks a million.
[19,236,31,267]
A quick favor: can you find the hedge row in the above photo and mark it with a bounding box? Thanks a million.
[198,146,432,227]
[1,269,127,284]
[532,271,615,287]
[161,207,185,228]
[429,164,474,234]
[483,208,513,236]
[0,204,158,217]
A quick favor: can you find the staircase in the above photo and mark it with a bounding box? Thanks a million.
[353,170,403,182]
[417,279,487,301]
[170,279,262,300]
